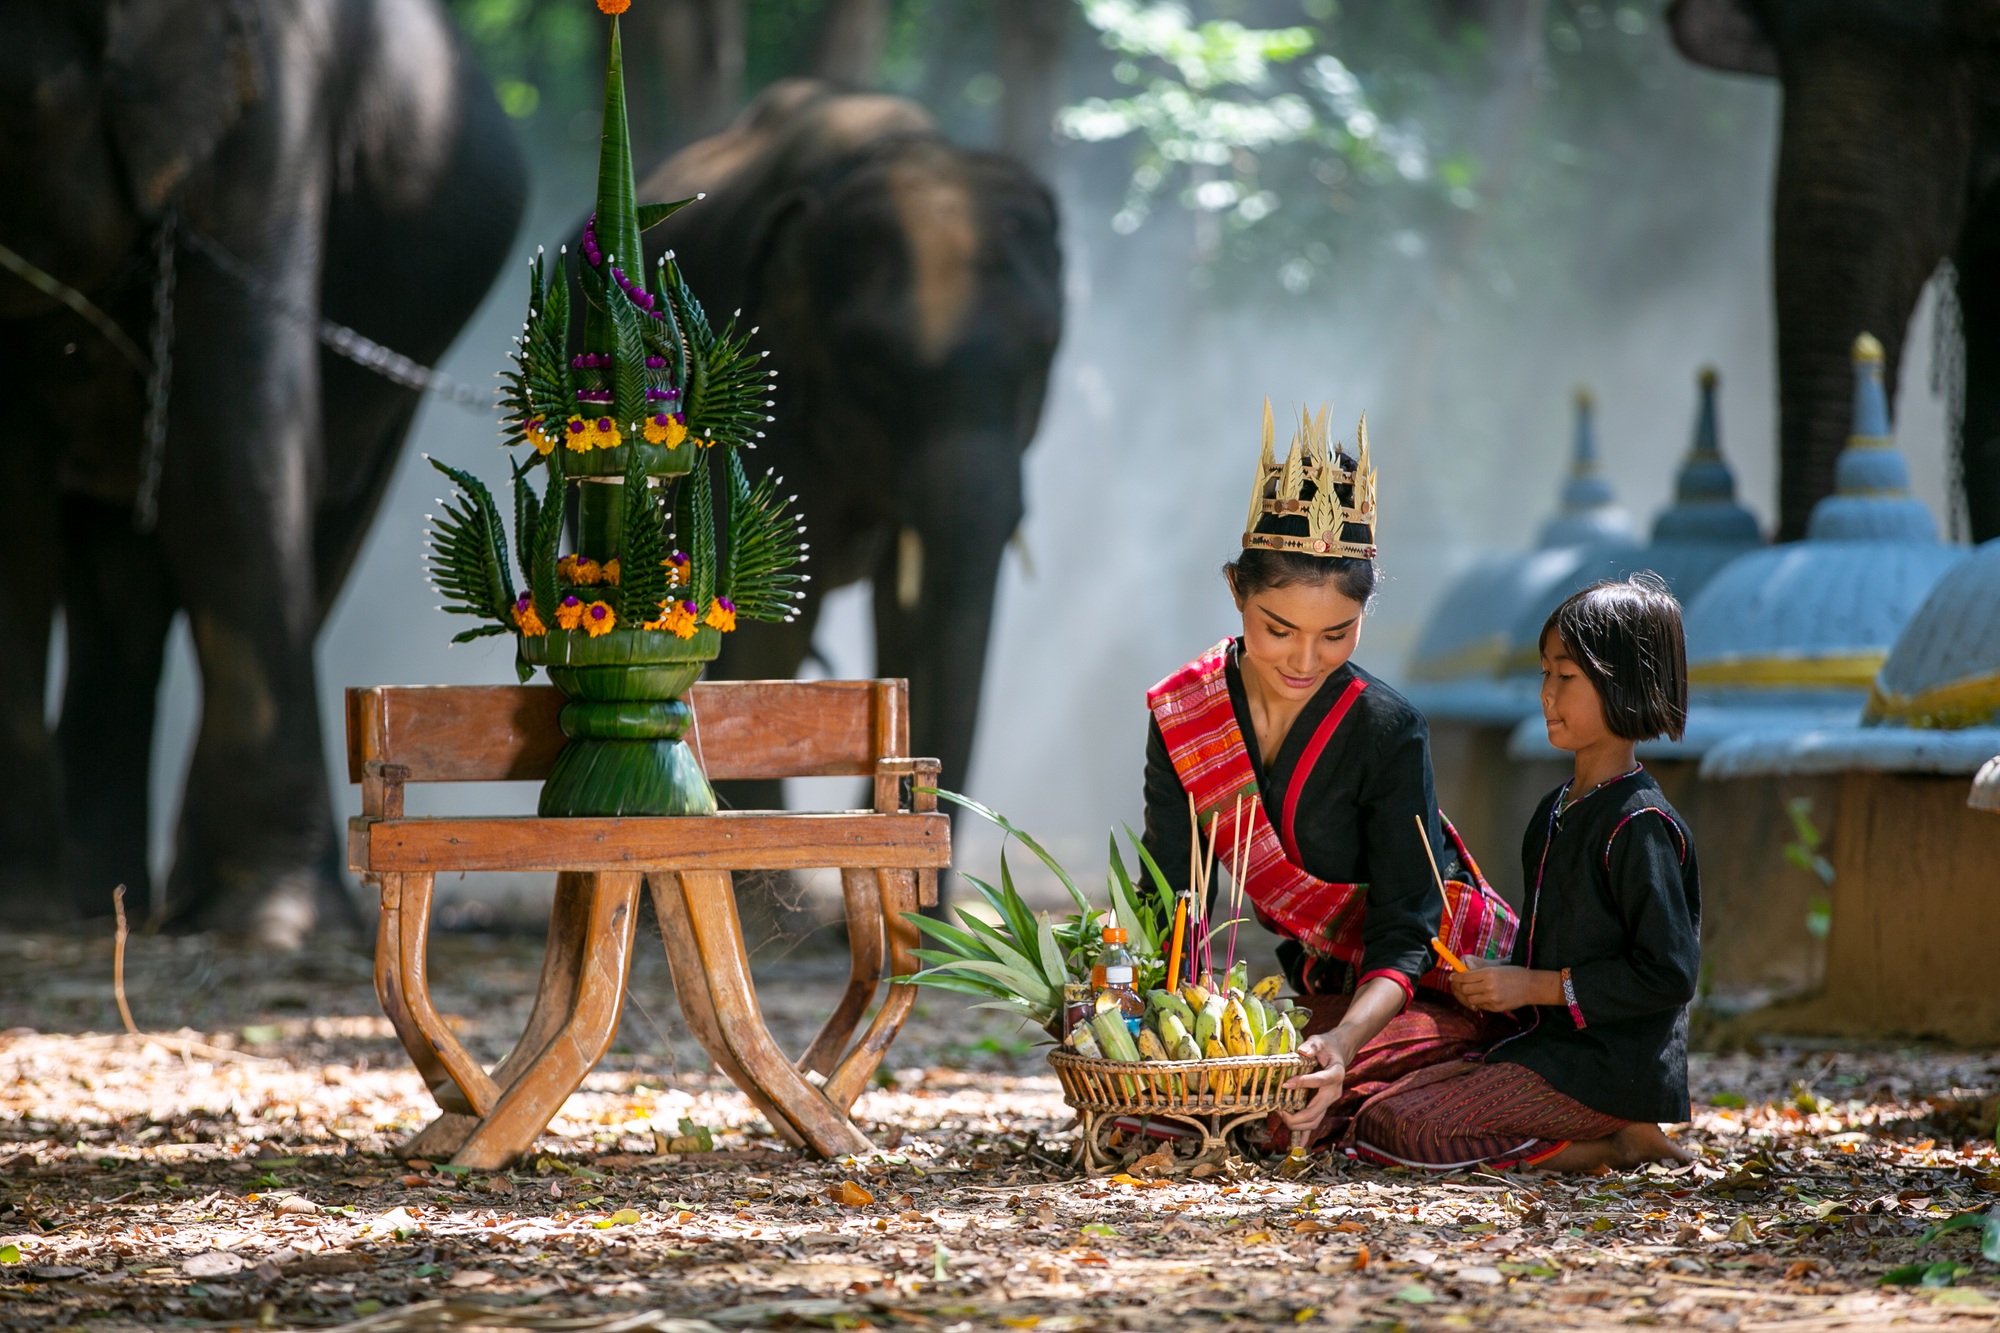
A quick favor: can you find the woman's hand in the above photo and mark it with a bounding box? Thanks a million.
[1281,1033,1350,1139]
[1450,965,1560,1012]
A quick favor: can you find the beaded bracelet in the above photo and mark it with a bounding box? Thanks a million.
[1560,966,1587,1029]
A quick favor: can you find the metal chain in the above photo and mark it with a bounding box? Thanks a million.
[134,211,177,534]
[180,228,496,411]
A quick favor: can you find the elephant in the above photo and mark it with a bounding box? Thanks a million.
[0,0,526,944]
[1669,0,2000,542]
[634,79,1064,870]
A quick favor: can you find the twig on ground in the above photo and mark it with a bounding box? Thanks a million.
[111,884,139,1036]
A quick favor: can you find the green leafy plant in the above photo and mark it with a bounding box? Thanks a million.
[1782,796,1834,941]
[423,459,516,642]
[721,448,808,622]
[899,791,1178,1032]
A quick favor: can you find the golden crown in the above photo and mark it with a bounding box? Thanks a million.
[1242,400,1378,560]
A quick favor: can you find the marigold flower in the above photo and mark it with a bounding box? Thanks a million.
[642,413,687,447]
[597,0,630,13]
[564,415,591,452]
[511,594,546,637]
[555,596,586,631]
[558,554,603,586]
[524,417,556,456]
[704,597,737,633]
[583,601,617,637]
[662,551,690,586]
[601,559,621,586]
[659,599,699,640]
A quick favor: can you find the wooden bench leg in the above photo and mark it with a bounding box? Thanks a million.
[671,869,873,1158]
[449,871,643,1170]
[378,871,500,1118]
[405,871,598,1162]
[646,873,807,1150]
[375,875,455,1101]
[796,868,886,1078]
[825,868,920,1111]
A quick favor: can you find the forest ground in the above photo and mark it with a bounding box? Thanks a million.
[2,920,1998,1333]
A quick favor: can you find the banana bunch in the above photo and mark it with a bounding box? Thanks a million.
[1064,972,1308,1065]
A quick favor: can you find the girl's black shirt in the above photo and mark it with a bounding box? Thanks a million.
[1486,770,1701,1124]
[1140,645,1455,996]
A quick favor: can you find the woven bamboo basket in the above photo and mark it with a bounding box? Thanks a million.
[1048,1050,1308,1173]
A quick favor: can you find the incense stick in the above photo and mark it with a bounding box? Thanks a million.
[1415,814,1468,973]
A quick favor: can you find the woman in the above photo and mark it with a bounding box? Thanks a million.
[1140,403,1518,1149]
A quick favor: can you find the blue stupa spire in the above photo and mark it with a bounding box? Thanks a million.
[1653,367,1760,544]
[1539,387,1635,548]
[1805,333,1938,542]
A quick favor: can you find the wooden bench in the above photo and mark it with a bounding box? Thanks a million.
[345,679,946,1168]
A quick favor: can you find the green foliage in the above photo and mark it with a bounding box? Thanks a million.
[501,250,571,437]
[661,257,776,452]
[720,449,807,622]
[674,448,717,610]
[607,277,651,426]
[424,458,517,642]
[1782,796,1835,941]
[904,792,1192,1020]
[511,455,541,588]
[529,446,567,622]
[618,444,671,623]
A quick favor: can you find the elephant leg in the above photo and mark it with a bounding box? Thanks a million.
[55,497,179,924]
[871,437,1022,911]
[154,231,337,949]
[0,328,63,919]
[1956,190,2000,543]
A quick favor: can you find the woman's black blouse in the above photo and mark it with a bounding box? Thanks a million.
[1486,770,1701,1124]
[1140,646,1454,996]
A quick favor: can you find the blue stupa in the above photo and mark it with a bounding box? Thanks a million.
[1641,366,1764,597]
[1406,390,1637,723]
[1677,333,1965,763]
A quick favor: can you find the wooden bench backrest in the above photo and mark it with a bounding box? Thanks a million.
[345,680,907,785]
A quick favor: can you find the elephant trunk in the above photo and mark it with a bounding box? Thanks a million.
[1769,28,1974,538]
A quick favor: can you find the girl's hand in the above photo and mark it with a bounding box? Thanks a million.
[1451,965,1550,1012]
[1281,1033,1349,1139]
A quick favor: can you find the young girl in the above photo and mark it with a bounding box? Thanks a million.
[1350,576,1700,1170]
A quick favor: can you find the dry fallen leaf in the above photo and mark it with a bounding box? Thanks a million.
[834,1180,874,1207]
[182,1251,243,1278]
[447,1270,496,1288]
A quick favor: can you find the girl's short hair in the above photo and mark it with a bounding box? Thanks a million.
[1539,574,1688,741]
[1225,549,1377,607]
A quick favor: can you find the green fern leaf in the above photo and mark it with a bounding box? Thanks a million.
[721,448,807,623]
[529,446,566,622]
[511,455,542,588]
[674,448,716,611]
[424,457,516,628]
[618,442,670,623]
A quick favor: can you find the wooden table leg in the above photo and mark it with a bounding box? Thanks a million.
[646,873,806,1149]
[675,869,874,1158]
[406,871,598,1162]
[825,868,920,1111]
[796,868,886,1078]
[446,871,641,1170]
[377,871,499,1118]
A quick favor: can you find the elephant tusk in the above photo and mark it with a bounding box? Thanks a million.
[1009,527,1036,581]
[897,527,924,610]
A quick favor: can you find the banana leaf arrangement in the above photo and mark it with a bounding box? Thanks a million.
[905,793,1308,1066]
[417,10,807,816]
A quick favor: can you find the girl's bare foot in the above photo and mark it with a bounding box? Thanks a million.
[1534,1122,1694,1172]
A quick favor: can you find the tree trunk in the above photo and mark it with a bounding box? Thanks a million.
[996,0,1070,172]
[811,0,888,88]
[1952,184,2000,541]
[1768,31,1973,538]
[625,0,745,158]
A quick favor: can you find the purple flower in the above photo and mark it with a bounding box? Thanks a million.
[645,388,671,401]
[561,595,582,608]
[589,604,609,620]
[716,597,736,613]
[567,419,586,434]
[673,412,686,425]
[681,600,698,613]
[652,413,670,426]
[596,417,613,431]
[645,356,665,370]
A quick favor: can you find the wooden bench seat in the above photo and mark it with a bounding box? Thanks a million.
[345,679,946,1168]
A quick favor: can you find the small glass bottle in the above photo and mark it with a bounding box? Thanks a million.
[1090,926,1146,1031]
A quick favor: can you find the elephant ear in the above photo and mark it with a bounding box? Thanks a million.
[1666,0,1779,77]
[104,0,263,215]
[745,189,819,313]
